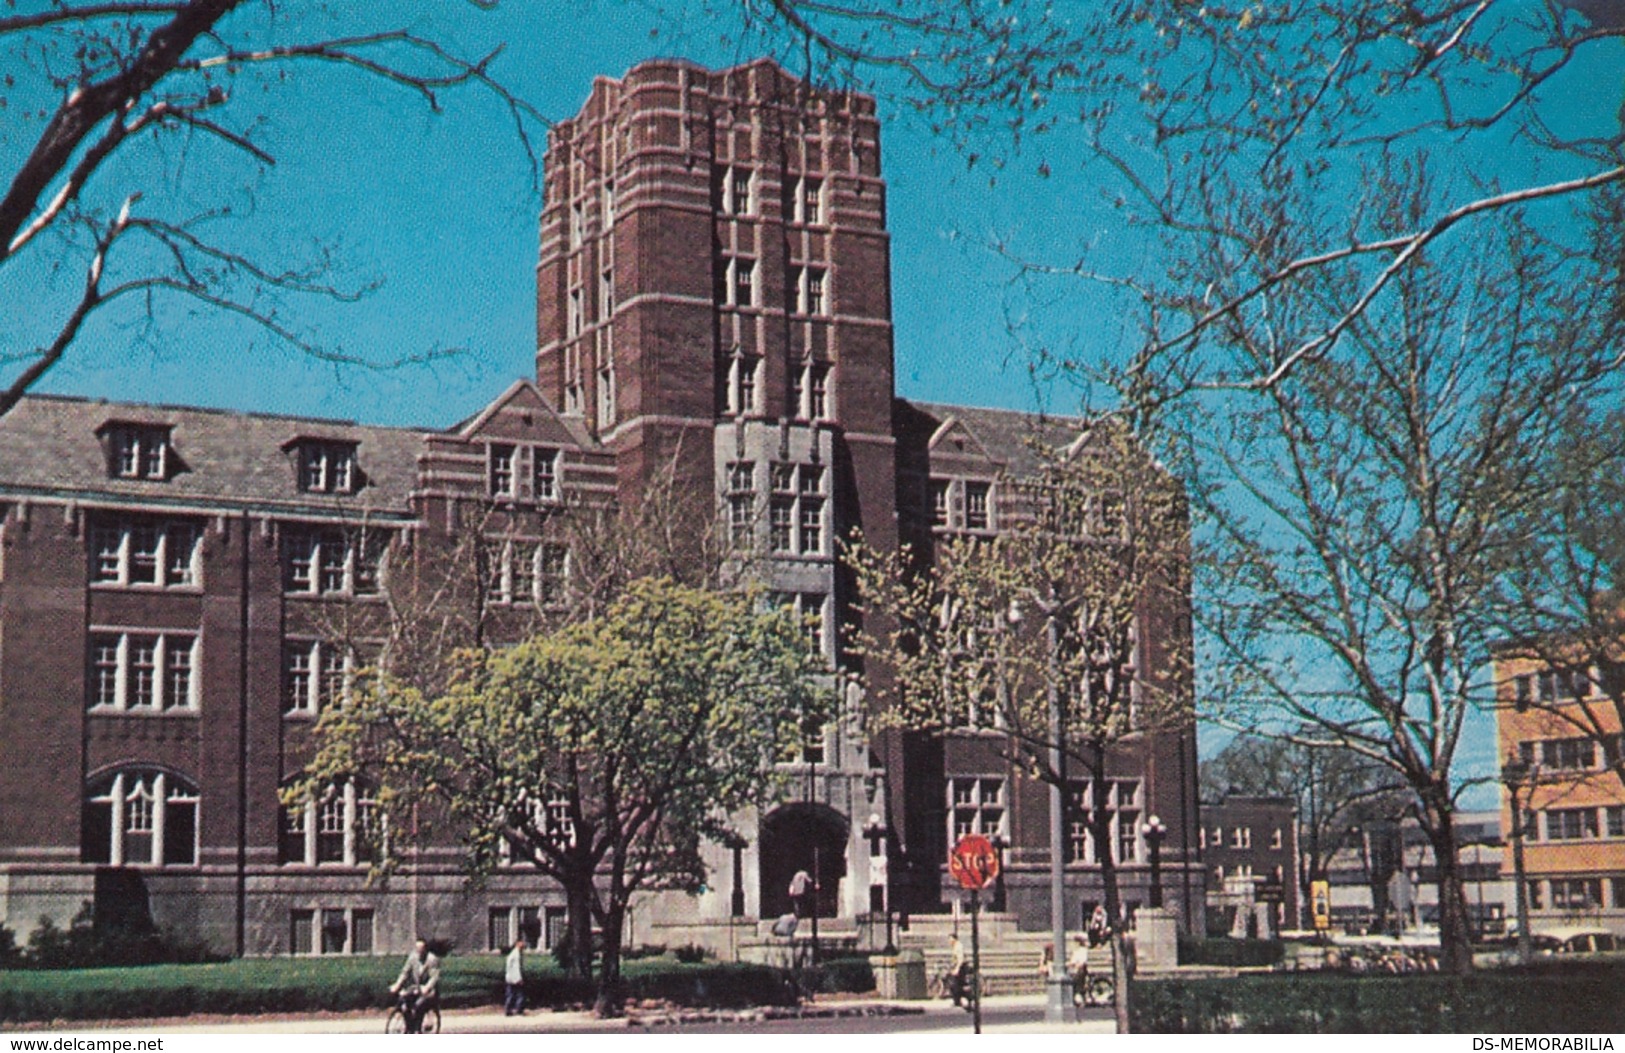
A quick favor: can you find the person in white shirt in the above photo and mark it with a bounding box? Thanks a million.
[503,936,526,1016]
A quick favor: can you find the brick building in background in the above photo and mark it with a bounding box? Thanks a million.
[0,58,1202,956]
[1495,652,1625,937]
[1200,795,1299,935]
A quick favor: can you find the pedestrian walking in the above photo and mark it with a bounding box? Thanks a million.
[947,932,971,1008]
[504,936,526,1016]
[789,869,813,918]
[1068,934,1090,1010]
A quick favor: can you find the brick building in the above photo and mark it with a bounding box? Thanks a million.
[1200,795,1299,934]
[1495,653,1625,937]
[0,57,1201,956]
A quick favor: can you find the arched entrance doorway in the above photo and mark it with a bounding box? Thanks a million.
[759,803,847,919]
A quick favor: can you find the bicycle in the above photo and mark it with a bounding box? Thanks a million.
[929,964,977,1009]
[385,990,442,1034]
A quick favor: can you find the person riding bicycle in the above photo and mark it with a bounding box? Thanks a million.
[390,938,442,1033]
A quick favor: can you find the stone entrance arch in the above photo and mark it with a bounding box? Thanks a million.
[759,802,847,919]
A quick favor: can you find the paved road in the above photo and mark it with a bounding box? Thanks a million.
[105,994,1115,1035]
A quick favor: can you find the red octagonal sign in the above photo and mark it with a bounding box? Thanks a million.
[948,834,1000,890]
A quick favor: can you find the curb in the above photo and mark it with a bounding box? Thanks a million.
[628,1004,927,1027]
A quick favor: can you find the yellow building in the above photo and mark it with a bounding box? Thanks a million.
[1496,655,1625,936]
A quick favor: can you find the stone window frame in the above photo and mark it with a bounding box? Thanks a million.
[87,629,200,713]
[82,768,200,867]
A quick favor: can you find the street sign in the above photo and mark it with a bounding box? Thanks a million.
[1310,879,1331,931]
[949,834,1001,890]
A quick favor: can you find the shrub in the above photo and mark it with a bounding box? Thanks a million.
[1133,961,1625,1033]
[672,944,710,964]
[0,925,20,969]
[1177,937,1285,969]
[812,955,875,994]
[17,905,223,971]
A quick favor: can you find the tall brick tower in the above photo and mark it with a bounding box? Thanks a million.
[537,59,903,920]
[536,57,897,552]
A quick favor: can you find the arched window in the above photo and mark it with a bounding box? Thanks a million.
[82,769,199,866]
[278,780,382,867]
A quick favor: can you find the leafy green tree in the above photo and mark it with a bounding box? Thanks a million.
[847,421,1191,1034]
[296,576,831,1015]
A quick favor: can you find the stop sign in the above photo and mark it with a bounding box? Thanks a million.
[948,834,1001,890]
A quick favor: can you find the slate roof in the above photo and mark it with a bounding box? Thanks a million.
[0,394,428,519]
[898,399,1090,477]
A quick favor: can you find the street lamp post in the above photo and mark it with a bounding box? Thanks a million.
[1006,597,1071,1025]
[1348,824,1371,933]
[1143,815,1167,909]
[723,833,748,918]
[1501,754,1538,966]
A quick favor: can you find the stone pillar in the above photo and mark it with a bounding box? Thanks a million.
[1135,906,1180,973]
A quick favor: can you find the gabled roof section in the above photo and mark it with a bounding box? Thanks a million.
[899,399,1089,478]
[450,379,596,449]
[925,414,998,466]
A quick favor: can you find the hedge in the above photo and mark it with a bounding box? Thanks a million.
[1177,937,1285,969]
[1133,959,1625,1033]
[0,954,800,1025]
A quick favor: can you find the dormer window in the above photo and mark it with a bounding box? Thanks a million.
[100,423,173,481]
[296,441,358,494]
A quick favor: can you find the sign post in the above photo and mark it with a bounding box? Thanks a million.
[950,834,1001,1036]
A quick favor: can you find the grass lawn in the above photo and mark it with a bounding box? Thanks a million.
[0,954,793,1024]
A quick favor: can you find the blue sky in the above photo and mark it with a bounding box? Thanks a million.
[12,1,1091,429]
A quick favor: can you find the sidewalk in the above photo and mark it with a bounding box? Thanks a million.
[99,993,1115,1034]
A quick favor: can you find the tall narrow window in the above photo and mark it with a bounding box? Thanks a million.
[734,258,755,307]
[598,364,617,427]
[806,268,826,315]
[808,364,829,420]
[770,498,794,553]
[965,482,992,530]
[930,480,951,527]
[165,643,193,711]
[534,448,560,501]
[731,168,753,216]
[539,544,568,604]
[490,444,517,498]
[127,524,161,585]
[165,523,199,585]
[128,637,157,709]
[802,176,823,224]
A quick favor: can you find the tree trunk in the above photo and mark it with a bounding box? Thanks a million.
[1090,770,1133,1034]
[593,900,627,1018]
[562,871,596,980]
[1420,794,1475,975]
